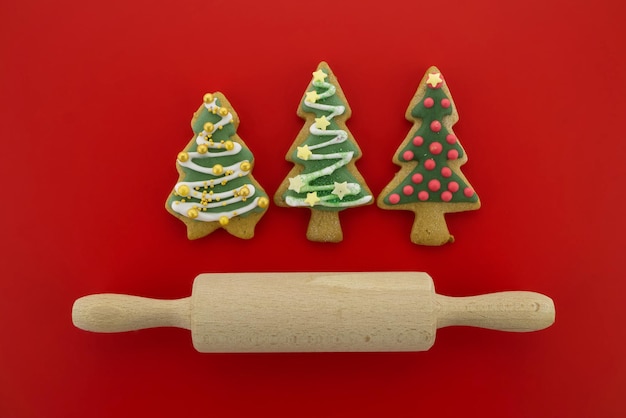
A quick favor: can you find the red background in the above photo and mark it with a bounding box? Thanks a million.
[1,0,625,416]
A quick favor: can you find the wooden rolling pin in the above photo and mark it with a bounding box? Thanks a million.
[72,272,555,352]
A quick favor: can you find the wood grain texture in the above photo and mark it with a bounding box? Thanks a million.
[72,272,555,352]
[190,272,437,352]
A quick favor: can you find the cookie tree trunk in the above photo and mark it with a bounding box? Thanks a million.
[307,210,343,243]
[410,210,452,246]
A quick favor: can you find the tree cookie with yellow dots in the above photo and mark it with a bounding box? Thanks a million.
[166,92,269,239]
[274,62,373,243]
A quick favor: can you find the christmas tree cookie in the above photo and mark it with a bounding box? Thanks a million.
[378,67,480,245]
[274,62,373,242]
[166,92,269,239]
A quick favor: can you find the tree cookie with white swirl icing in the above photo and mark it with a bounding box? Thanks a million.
[378,66,480,245]
[274,62,373,242]
[166,92,269,240]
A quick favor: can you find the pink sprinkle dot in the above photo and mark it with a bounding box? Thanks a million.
[430,120,442,132]
[418,191,429,201]
[403,150,414,161]
[423,97,434,108]
[403,185,414,196]
[388,193,400,204]
[428,179,441,191]
[446,134,457,144]
[441,167,452,178]
[441,99,451,108]
[441,191,453,202]
[413,136,424,146]
[429,142,443,155]
[424,159,436,170]
[464,187,475,198]
[448,181,459,192]
[448,149,459,160]
[411,173,424,184]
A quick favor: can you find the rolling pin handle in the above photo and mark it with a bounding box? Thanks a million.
[435,291,555,332]
[72,294,192,333]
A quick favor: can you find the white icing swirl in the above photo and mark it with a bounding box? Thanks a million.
[172,198,262,222]
[170,98,263,222]
[286,74,372,208]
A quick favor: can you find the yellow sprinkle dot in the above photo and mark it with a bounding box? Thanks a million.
[225,140,234,150]
[203,93,214,103]
[218,125,223,130]
[203,122,214,132]
[219,107,228,116]
[187,208,199,219]
[239,186,250,197]
[212,164,224,175]
[240,161,251,171]
[177,152,189,162]
[177,185,190,196]
[258,197,269,208]
[197,144,208,154]
[219,216,229,226]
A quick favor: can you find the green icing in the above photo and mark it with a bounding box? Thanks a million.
[191,106,236,139]
[167,98,268,220]
[281,69,372,211]
[384,82,478,205]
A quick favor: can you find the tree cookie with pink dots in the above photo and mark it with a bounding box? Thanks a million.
[378,66,480,246]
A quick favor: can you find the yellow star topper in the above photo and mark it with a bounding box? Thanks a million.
[305,192,321,207]
[297,145,313,160]
[312,69,328,82]
[426,72,443,88]
[314,115,331,130]
[305,91,319,103]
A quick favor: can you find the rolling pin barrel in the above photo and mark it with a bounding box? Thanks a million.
[189,272,438,352]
